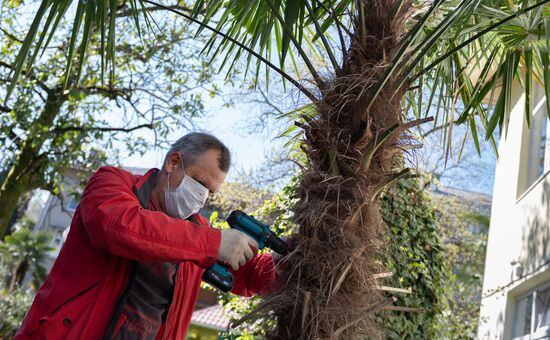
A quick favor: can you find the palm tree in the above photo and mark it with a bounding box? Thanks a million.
[0,227,53,292]
[6,0,550,338]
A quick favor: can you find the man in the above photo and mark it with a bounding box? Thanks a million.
[15,133,275,339]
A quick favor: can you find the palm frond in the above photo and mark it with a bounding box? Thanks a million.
[408,0,550,159]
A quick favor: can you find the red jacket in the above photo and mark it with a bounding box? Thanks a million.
[15,167,275,339]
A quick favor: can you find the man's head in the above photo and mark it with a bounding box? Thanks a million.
[154,133,230,215]
[165,133,231,175]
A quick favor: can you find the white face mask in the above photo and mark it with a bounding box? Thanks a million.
[164,163,209,219]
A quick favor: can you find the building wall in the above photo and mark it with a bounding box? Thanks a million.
[33,172,81,271]
[34,167,148,268]
[478,82,550,339]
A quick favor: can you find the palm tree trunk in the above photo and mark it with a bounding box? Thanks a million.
[14,259,30,288]
[267,1,415,339]
[0,91,64,237]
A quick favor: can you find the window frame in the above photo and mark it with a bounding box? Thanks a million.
[526,100,550,183]
[517,88,550,199]
[512,281,550,340]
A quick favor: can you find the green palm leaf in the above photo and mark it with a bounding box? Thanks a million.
[6,0,550,157]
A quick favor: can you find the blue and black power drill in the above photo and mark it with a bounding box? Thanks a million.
[202,210,288,293]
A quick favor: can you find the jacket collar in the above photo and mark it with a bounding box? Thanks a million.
[133,168,159,209]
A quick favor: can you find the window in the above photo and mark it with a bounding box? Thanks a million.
[67,198,79,211]
[525,92,550,190]
[512,282,550,340]
[50,228,65,246]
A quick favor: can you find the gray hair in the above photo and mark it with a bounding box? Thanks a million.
[165,132,231,172]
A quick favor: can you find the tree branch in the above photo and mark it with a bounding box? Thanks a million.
[73,85,132,99]
[53,123,154,134]
[7,129,22,147]
[0,104,11,113]
[116,4,195,18]
[0,61,51,93]
[0,27,23,43]
[421,122,451,138]
[257,87,285,116]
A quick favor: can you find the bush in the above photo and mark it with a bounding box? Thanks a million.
[0,290,33,338]
[0,226,53,339]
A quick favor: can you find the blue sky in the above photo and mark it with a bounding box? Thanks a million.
[119,93,287,181]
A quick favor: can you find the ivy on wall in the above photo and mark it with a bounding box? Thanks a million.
[375,178,449,339]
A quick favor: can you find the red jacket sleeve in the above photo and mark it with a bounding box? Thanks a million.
[230,253,276,297]
[79,167,220,267]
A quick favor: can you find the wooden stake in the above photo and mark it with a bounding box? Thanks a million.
[376,285,412,294]
[373,272,393,279]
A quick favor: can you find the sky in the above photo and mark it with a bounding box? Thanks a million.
[119,92,288,182]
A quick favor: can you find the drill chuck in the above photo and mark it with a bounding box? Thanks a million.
[265,232,288,255]
[203,210,288,292]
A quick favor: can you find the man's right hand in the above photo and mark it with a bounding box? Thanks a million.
[218,229,258,271]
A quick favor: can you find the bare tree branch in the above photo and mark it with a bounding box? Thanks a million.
[0,27,23,43]
[53,123,154,134]
[421,122,452,138]
[257,86,285,116]
[116,4,195,18]
[7,129,23,148]
[0,27,63,50]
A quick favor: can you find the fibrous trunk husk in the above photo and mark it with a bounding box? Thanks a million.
[263,1,416,339]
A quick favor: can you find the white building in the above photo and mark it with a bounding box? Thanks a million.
[33,167,148,270]
[478,83,550,339]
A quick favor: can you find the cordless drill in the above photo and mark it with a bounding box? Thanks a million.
[202,210,288,293]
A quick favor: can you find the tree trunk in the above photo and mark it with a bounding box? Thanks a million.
[14,259,30,288]
[3,192,33,238]
[9,259,29,292]
[0,91,64,237]
[264,2,415,339]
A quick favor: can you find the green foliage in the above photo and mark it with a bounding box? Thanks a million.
[0,225,54,338]
[190,0,550,159]
[375,178,449,339]
[0,286,34,338]
[0,226,54,291]
[429,190,490,339]
[17,0,550,153]
[208,176,298,337]
[0,1,217,175]
[204,182,273,219]
[0,1,232,236]
[213,177,489,339]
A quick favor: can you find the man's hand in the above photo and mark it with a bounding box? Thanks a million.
[218,229,258,270]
